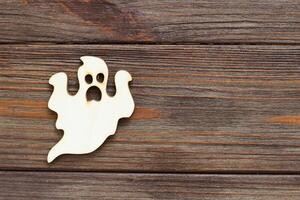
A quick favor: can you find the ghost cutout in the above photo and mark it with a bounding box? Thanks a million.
[47,56,134,163]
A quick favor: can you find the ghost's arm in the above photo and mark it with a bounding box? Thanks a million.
[114,70,135,118]
[48,72,70,112]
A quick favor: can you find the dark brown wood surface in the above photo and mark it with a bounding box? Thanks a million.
[1,0,300,44]
[0,172,299,200]
[1,45,300,172]
[1,0,300,199]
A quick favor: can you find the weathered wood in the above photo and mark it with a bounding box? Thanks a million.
[1,45,300,172]
[1,0,300,44]
[0,172,299,200]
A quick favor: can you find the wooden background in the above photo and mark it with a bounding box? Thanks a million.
[1,0,300,199]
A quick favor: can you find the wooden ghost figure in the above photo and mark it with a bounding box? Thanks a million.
[48,56,134,163]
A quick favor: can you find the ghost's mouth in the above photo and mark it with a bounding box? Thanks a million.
[86,86,102,101]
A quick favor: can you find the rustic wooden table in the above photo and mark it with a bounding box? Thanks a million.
[1,1,300,199]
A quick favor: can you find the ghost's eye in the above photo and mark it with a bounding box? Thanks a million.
[97,73,104,83]
[85,74,93,84]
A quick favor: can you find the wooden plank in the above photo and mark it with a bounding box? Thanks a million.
[1,45,300,172]
[1,0,300,44]
[0,172,299,200]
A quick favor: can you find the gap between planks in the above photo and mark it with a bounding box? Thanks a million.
[1,168,300,176]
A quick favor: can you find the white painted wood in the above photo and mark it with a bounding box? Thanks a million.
[47,56,135,163]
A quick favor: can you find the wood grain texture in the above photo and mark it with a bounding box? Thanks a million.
[0,172,299,200]
[1,45,300,172]
[1,0,300,44]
